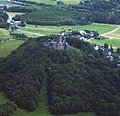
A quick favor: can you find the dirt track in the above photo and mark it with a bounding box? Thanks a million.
[102,26,120,39]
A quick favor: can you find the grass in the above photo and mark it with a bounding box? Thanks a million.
[0,40,25,58]
[0,92,10,105]
[13,78,52,116]
[18,23,118,38]
[91,39,120,49]
[0,1,20,6]
[0,28,11,40]
[106,28,120,39]
[13,77,96,116]
[7,12,24,17]
[60,0,80,4]
[64,112,96,116]
[27,0,80,5]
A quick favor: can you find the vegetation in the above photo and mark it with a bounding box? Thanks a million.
[0,36,119,116]
[13,7,92,26]
[24,0,80,5]
[0,28,11,40]
[0,92,17,116]
[0,10,9,28]
[0,40,25,58]
[13,0,120,26]
[7,6,37,13]
[91,39,120,49]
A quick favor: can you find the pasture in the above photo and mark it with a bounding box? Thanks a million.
[27,0,80,5]
[0,29,11,40]
[105,28,120,39]
[18,23,118,37]
[0,40,25,58]
[91,39,120,49]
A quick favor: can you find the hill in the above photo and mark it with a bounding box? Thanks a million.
[0,36,120,116]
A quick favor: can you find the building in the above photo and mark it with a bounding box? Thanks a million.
[45,34,68,50]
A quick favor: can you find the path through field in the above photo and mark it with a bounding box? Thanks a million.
[102,26,120,40]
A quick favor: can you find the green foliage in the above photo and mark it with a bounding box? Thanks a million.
[13,7,92,26]
[0,10,9,28]
[0,36,119,116]
[0,101,17,116]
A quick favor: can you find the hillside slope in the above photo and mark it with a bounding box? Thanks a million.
[0,36,120,116]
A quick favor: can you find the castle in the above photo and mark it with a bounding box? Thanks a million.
[45,33,68,49]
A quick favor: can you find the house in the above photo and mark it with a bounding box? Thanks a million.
[10,20,21,26]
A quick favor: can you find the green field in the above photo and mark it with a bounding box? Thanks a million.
[91,39,120,49]
[0,40,25,58]
[106,28,120,39]
[0,29,11,40]
[7,12,24,17]
[27,0,80,5]
[13,78,52,116]
[18,23,118,37]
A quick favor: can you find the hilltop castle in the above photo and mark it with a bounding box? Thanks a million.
[45,33,68,49]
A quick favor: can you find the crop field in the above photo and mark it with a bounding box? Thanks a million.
[0,40,25,58]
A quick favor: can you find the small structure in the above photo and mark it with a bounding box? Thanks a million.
[45,34,68,50]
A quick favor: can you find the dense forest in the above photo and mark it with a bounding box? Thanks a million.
[0,10,9,28]
[0,36,120,116]
[70,0,120,24]
[13,0,120,25]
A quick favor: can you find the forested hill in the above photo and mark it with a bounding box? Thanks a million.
[0,36,120,116]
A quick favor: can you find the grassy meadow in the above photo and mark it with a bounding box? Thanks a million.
[7,12,24,17]
[91,39,120,49]
[18,23,118,37]
[0,29,11,40]
[27,0,80,5]
[106,28,120,39]
[0,40,25,58]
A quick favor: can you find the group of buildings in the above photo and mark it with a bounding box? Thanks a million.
[45,29,120,67]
